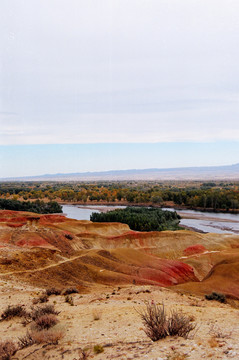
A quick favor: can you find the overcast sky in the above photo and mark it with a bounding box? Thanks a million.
[0,1,239,176]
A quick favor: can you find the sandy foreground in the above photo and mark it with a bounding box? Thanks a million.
[1,278,239,360]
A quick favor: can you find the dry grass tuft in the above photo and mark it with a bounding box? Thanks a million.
[62,287,79,295]
[18,332,35,349]
[45,288,61,296]
[31,304,59,321]
[167,310,196,338]
[137,303,196,341]
[0,340,17,360]
[38,293,49,303]
[1,305,27,321]
[31,328,64,344]
[209,324,231,339]
[32,293,49,304]
[35,314,58,330]
[137,303,168,341]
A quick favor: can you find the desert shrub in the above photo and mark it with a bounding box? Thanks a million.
[45,288,61,296]
[1,305,27,321]
[138,303,196,341]
[62,287,79,295]
[31,304,59,321]
[205,292,226,303]
[31,328,64,344]
[18,332,35,349]
[93,345,104,354]
[32,293,49,304]
[65,295,74,306]
[35,314,58,330]
[65,234,73,240]
[38,294,49,303]
[137,303,168,341]
[0,340,17,360]
[167,310,195,338]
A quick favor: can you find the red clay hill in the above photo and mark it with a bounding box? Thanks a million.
[0,210,239,298]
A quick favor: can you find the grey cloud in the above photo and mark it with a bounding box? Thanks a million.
[1,0,239,144]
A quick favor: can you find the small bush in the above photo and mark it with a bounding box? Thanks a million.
[1,305,27,321]
[65,234,73,240]
[32,293,49,304]
[62,287,79,295]
[31,304,59,321]
[18,332,35,349]
[205,292,226,303]
[137,303,196,341]
[45,288,61,296]
[65,295,74,306]
[31,328,64,344]
[0,340,17,360]
[93,345,104,354]
[35,314,58,330]
[38,294,49,303]
[167,310,195,338]
[138,303,168,341]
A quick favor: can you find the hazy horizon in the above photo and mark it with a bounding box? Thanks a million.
[1,159,239,181]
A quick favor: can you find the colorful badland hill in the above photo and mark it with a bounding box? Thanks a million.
[0,210,239,298]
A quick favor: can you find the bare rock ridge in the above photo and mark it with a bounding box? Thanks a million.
[1,210,239,298]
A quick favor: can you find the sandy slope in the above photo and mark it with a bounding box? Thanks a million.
[0,280,239,359]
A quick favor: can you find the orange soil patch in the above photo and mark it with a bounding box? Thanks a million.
[183,244,206,255]
[6,222,26,228]
[39,214,66,224]
[174,249,239,298]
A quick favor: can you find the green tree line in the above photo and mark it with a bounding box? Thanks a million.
[1,181,239,212]
[90,207,181,232]
[0,199,62,214]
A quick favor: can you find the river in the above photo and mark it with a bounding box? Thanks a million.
[62,205,239,234]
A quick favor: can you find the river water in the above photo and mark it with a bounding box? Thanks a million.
[62,205,239,234]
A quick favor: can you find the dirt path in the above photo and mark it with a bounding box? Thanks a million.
[0,253,87,276]
[0,248,222,277]
[179,250,220,260]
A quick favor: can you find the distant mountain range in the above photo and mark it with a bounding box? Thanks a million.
[1,163,239,181]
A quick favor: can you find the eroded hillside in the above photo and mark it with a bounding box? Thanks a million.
[1,210,239,299]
